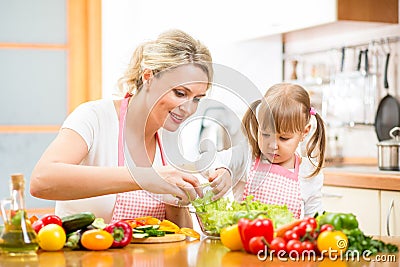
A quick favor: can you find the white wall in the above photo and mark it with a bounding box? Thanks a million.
[215,35,283,94]
[101,1,283,99]
[102,1,400,162]
[101,0,141,98]
[101,1,283,178]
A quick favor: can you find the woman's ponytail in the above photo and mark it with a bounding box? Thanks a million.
[118,43,146,95]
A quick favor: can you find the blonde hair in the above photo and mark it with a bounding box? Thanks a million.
[118,29,213,95]
[242,83,326,177]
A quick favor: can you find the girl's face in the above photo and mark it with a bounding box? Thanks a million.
[146,64,209,132]
[258,125,310,168]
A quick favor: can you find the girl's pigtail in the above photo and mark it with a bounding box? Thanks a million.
[242,100,262,159]
[306,113,326,177]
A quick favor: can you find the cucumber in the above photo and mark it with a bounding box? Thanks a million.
[132,228,144,233]
[132,233,149,238]
[61,212,96,234]
[145,229,165,237]
[135,225,153,231]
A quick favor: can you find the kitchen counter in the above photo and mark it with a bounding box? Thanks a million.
[1,236,399,267]
[323,165,400,191]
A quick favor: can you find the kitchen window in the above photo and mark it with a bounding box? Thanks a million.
[0,0,101,209]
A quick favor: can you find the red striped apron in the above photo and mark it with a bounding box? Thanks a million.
[243,155,302,219]
[111,96,167,222]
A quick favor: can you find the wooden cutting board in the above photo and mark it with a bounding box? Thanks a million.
[131,233,186,244]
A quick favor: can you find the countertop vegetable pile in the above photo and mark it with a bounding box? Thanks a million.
[218,210,399,257]
[27,212,200,252]
[192,193,294,235]
[317,212,398,255]
[31,212,130,251]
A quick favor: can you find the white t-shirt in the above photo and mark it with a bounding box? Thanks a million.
[213,140,324,218]
[55,99,164,222]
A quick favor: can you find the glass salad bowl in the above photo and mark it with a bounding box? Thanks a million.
[191,191,295,240]
[193,211,221,239]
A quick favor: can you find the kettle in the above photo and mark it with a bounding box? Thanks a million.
[377,127,400,171]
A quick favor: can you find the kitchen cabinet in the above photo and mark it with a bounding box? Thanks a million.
[380,190,400,236]
[322,185,400,236]
[336,0,398,24]
[284,0,398,40]
[322,185,381,235]
[323,167,400,236]
[282,0,398,80]
[264,0,399,39]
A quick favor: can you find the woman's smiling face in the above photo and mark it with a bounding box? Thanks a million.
[145,64,209,132]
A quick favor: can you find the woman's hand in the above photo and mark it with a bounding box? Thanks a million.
[208,168,232,200]
[128,166,204,203]
[163,194,193,228]
[162,194,189,207]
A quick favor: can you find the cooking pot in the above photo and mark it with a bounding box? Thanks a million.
[377,127,400,171]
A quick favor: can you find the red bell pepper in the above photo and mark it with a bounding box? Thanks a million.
[32,214,63,233]
[104,220,133,248]
[238,217,274,253]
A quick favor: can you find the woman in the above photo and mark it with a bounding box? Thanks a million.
[30,29,220,227]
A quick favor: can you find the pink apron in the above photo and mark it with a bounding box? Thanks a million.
[111,96,167,222]
[243,155,302,219]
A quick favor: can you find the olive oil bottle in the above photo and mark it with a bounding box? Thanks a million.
[0,173,39,256]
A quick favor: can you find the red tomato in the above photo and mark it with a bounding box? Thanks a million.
[292,225,306,237]
[306,218,317,230]
[248,236,267,255]
[286,239,304,255]
[298,220,308,230]
[283,230,299,241]
[319,224,334,233]
[41,215,62,227]
[269,237,286,254]
[32,220,45,233]
[297,220,313,236]
[301,240,315,253]
[32,214,63,233]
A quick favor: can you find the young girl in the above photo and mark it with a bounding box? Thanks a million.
[216,83,326,219]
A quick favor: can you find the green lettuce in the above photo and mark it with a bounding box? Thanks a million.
[192,193,294,235]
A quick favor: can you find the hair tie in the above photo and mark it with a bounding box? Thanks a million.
[310,107,317,116]
[124,92,133,98]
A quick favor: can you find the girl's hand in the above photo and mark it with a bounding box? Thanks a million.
[208,168,232,200]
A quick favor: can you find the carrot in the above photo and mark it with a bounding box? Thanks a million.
[29,215,39,224]
[275,219,303,237]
